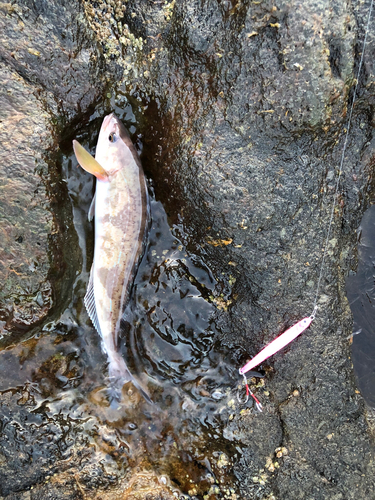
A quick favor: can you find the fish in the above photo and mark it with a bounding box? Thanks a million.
[73,112,151,403]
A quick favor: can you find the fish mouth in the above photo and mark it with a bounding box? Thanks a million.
[102,112,118,132]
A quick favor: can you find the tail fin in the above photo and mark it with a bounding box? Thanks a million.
[107,353,153,405]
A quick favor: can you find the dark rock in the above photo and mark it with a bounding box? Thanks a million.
[0,0,106,340]
[119,0,375,498]
[1,0,375,498]
[346,205,375,407]
[0,0,107,120]
[0,62,54,338]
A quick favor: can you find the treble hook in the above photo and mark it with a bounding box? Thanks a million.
[237,371,263,412]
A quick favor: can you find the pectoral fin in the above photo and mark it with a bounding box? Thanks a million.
[88,192,96,222]
[73,140,108,181]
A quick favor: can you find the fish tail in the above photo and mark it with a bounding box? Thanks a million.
[107,352,132,383]
[106,380,123,407]
[107,353,153,405]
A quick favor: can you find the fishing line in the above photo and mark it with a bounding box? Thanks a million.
[238,0,374,410]
[313,0,374,311]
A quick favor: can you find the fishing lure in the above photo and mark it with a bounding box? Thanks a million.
[239,309,316,410]
[240,311,316,376]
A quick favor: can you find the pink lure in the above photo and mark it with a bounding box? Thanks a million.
[240,316,313,374]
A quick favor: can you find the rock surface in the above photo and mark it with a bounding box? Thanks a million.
[1,0,375,499]
[0,63,54,337]
[0,0,106,340]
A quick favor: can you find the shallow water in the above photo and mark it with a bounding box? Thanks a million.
[346,205,375,409]
[0,100,259,498]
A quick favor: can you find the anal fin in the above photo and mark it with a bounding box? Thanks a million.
[84,264,101,336]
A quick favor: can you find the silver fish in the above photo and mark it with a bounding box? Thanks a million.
[73,112,150,401]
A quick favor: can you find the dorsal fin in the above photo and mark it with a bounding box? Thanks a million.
[84,265,101,336]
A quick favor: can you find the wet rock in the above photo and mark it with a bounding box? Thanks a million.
[0,390,64,496]
[107,0,375,498]
[0,387,179,500]
[224,408,283,498]
[28,471,178,500]
[0,63,54,339]
[0,0,107,340]
[2,0,375,499]
[0,0,107,120]
[276,391,374,500]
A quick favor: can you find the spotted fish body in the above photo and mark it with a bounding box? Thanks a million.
[73,113,149,398]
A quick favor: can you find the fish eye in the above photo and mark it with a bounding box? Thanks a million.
[108,132,117,143]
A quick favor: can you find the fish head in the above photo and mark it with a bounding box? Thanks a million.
[72,113,140,181]
[95,113,140,177]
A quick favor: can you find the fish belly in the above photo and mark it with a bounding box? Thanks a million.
[93,169,144,351]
